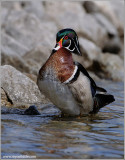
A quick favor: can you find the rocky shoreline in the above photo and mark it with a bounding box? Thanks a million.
[1,1,124,109]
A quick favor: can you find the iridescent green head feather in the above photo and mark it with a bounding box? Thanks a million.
[56,29,76,42]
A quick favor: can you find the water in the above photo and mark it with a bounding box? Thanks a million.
[1,81,124,159]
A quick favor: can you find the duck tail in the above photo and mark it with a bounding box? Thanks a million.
[90,93,115,114]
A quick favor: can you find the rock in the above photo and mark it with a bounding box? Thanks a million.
[24,105,41,115]
[1,7,9,29]
[1,106,25,114]
[93,13,122,54]
[1,32,31,73]
[1,32,53,76]
[24,43,51,66]
[83,1,123,54]
[1,88,12,107]
[1,1,22,11]
[78,37,101,68]
[92,53,124,81]
[1,104,60,117]
[83,2,121,54]
[94,1,124,36]
[93,13,117,37]
[23,43,51,75]
[1,1,23,28]
[111,1,124,35]
[80,14,108,47]
[102,36,121,54]
[24,73,37,83]
[45,1,86,29]
[4,9,58,51]
[1,32,28,56]
[83,1,100,13]
[1,51,30,74]
[1,65,51,105]
[19,1,45,19]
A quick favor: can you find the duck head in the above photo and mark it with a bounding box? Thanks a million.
[52,28,82,56]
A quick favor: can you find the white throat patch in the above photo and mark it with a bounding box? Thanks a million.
[54,45,60,51]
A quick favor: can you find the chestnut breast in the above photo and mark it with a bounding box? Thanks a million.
[39,48,75,83]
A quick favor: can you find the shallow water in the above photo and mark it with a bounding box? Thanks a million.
[1,81,124,159]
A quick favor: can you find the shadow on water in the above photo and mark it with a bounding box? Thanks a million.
[1,81,124,159]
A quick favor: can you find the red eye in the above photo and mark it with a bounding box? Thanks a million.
[64,36,68,40]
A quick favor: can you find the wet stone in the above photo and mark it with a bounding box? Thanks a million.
[24,105,41,115]
[1,65,49,105]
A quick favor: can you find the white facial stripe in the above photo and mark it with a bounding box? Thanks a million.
[69,47,75,52]
[65,39,71,50]
[63,65,78,84]
[54,36,77,53]
[73,39,80,54]
[54,45,60,50]
[76,36,79,45]
[65,40,75,52]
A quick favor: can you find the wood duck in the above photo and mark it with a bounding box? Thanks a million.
[37,28,115,116]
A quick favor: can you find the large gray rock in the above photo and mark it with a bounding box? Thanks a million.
[1,51,30,73]
[79,37,101,68]
[93,13,117,37]
[92,53,124,81]
[83,2,122,54]
[44,1,86,29]
[72,37,101,70]
[1,65,50,105]
[1,32,30,73]
[4,10,58,52]
[1,32,28,56]
[1,88,12,107]
[23,43,51,75]
[1,1,23,29]
[94,1,124,36]
[20,1,45,19]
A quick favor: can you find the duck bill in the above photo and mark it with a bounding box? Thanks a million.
[58,38,63,48]
[51,38,63,54]
[54,38,63,50]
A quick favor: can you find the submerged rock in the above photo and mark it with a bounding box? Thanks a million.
[24,105,41,115]
[1,105,40,115]
[1,104,61,117]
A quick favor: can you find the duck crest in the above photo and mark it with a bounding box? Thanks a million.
[39,47,75,83]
